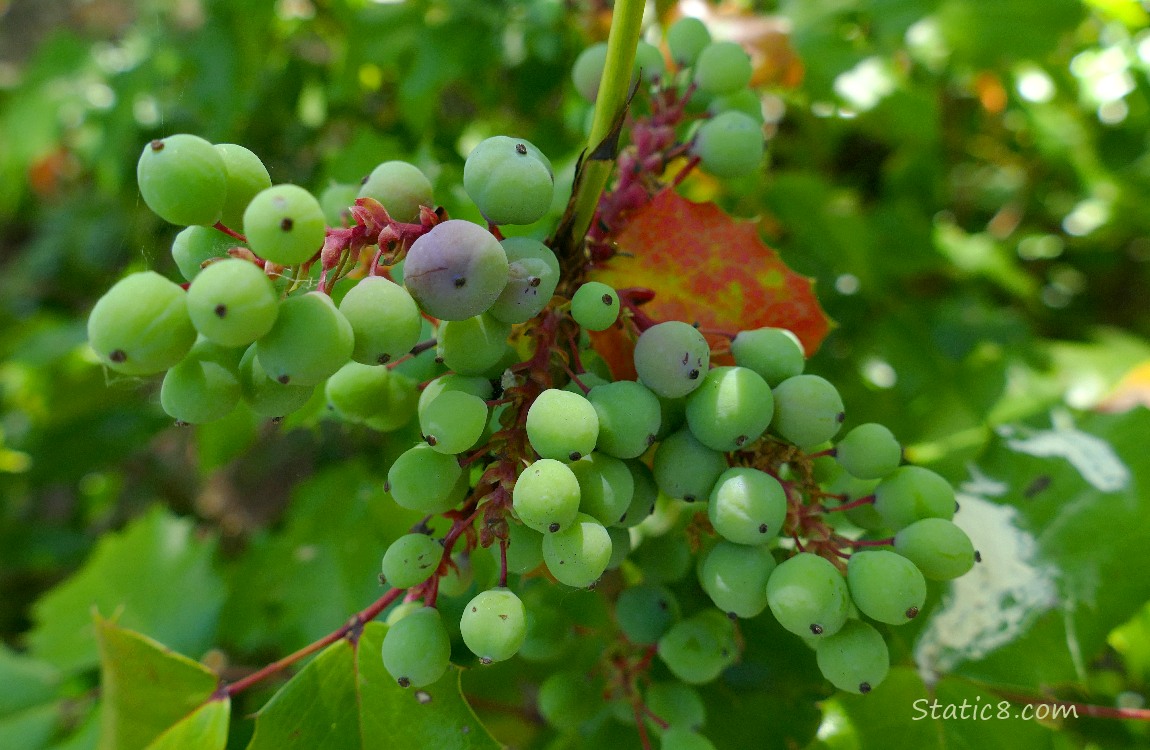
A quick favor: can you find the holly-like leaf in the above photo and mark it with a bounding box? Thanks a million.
[247,622,501,750]
[28,507,225,673]
[591,189,831,377]
[96,617,228,750]
[914,408,1150,689]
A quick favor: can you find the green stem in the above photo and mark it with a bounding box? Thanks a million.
[552,0,645,279]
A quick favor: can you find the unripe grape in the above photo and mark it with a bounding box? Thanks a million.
[159,339,242,424]
[570,452,634,527]
[708,90,765,122]
[692,111,764,179]
[656,614,736,685]
[526,389,599,462]
[381,607,451,688]
[358,160,433,223]
[693,41,752,95]
[619,460,658,528]
[766,552,850,638]
[815,619,889,694]
[463,136,554,226]
[497,522,544,574]
[489,238,560,324]
[186,258,278,347]
[707,467,787,545]
[634,321,710,399]
[570,282,620,331]
[770,374,845,448]
[420,390,488,454]
[171,226,243,282]
[873,466,955,531]
[87,271,197,376]
[237,344,315,418]
[685,365,773,451]
[137,134,227,226]
[380,533,443,588]
[667,16,711,67]
[338,276,423,366]
[537,670,600,730]
[633,40,666,82]
[652,429,726,503]
[404,220,509,321]
[438,314,512,375]
[847,550,926,625]
[325,362,418,431]
[729,327,804,386]
[835,423,902,479]
[894,518,976,580]
[542,512,613,588]
[243,184,327,266]
[615,583,681,645]
[584,380,661,460]
[645,681,706,733]
[319,181,360,226]
[215,143,272,229]
[387,444,466,514]
[255,292,354,386]
[460,587,527,663]
[571,42,608,101]
[698,541,776,618]
[513,458,582,534]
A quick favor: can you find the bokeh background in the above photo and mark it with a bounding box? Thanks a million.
[2,0,1150,748]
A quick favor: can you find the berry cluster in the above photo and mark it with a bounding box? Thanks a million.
[86,18,980,749]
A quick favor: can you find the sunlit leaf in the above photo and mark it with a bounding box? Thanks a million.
[591,190,832,377]
[96,617,226,750]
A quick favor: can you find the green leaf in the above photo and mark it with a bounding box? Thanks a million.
[831,667,939,750]
[0,646,61,717]
[247,622,502,750]
[915,408,1150,689]
[144,700,229,750]
[96,617,227,750]
[0,703,60,750]
[29,507,224,673]
[937,0,1085,66]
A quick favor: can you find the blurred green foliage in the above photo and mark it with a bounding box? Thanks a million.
[2,0,1150,748]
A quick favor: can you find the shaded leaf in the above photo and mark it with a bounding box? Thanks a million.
[30,507,224,673]
[218,461,424,654]
[96,617,226,750]
[247,622,501,750]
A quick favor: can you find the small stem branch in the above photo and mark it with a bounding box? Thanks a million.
[212,221,248,243]
[219,586,403,697]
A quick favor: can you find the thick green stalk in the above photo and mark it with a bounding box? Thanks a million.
[552,0,644,280]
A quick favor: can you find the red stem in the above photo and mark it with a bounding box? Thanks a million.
[212,221,248,243]
[218,586,403,697]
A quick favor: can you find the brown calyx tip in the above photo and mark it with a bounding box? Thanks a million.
[149,139,165,151]
[515,143,527,155]
[109,349,128,363]
[280,217,294,232]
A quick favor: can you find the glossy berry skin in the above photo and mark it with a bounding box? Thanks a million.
[87,271,197,376]
[463,136,554,226]
[460,588,528,664]
[403,220,509,321]
[137,134,227,226]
